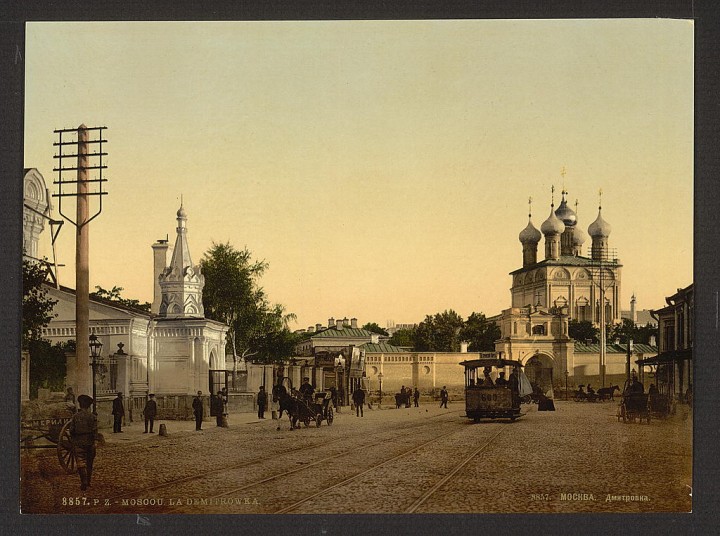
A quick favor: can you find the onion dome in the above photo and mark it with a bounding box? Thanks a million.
[588,207,611,238]
[572,225,587,246]
[177,204,187,219]
[541,205,565,235]
[519,217,542,244]
[554,191,577,227]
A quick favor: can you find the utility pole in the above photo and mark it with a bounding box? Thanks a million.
[53,125,108,397]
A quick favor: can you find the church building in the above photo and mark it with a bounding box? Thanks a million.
[495,188,630,392]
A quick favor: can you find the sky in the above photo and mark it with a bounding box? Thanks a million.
[24,19,693,330]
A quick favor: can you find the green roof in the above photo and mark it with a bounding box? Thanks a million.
[510,255,622,275]
[310,327,376,339]
[574,342,657,354]
[360,343,407,353]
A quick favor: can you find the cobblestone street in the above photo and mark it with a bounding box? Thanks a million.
[20,398,692,514]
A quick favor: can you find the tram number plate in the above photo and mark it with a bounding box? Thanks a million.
[480,393,499,402]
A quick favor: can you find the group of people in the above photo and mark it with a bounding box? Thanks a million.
[395,386,420,409]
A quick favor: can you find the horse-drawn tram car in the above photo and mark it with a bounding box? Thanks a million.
[460,357,529,422]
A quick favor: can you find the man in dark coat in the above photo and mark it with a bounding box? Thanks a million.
[192,391,204,431]
[212,391,225,426]
[495,372,508,387]
[352,387,366,417]
[440,386,449,408]
[143,393,157,433]
[257,386,268,419]
[69,394,97,490]
[299,377,314,403]
[413,387,420,407]
[112,392,125,433]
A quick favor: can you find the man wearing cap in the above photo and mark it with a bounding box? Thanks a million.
[299,377,314,404]
[192,391,204,431]
[112,392,125,433]
[257,386,268,419]
[495,372,508,387]
[440,386,449,408]
[143,393,157,433]
[68,394,97,490]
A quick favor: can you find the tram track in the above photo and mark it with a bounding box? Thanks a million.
[101,409,464,504]
[404,427,506,513]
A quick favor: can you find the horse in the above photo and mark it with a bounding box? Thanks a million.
[276,391,300,430]
[597,385,620,401]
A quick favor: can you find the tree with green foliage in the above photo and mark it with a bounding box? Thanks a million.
[568,319,599,343]
[89,285,151,312]
[28,339,73,397]
[459,312,500,352]
[414,310,465,352]
[387,328,415,348]
[201,242,297,373]
[361,322,389,336]
[22,259,57,349]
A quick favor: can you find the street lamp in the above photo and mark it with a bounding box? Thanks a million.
[378,372,383,406]
[89,334,103,415]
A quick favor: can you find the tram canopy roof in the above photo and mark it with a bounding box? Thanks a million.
[459,358,523,369]
[635,349,692,366]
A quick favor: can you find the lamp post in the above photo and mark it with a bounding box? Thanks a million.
[564,369,569,401]
[89,334,103,415]
[378,372,383,406]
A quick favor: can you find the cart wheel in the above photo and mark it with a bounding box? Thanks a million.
[316,414,322,427]
[57,421,77,475]
[327,408,334,425]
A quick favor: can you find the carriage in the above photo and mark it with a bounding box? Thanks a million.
[617,389,651,424]
[648,392,673,419]
[460,358,531,422]
[296,391,335,427]
[21,411,84,474]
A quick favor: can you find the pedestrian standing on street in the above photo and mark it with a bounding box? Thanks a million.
[221,387,229,415]
[64,387,77,414]
[143,393,157,433]
[193,391,204,431]
[257,386,268,419]
[112,392,125,433]
[352,387,366,417]
[212,391,225,426]
[413,387,420,407]
[69,394,97,491]
[329,386,338,410]
[440,386,449,408]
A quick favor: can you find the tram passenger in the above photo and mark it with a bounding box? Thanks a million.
[508,370,519,405]
[481,367,495,387]
[495,372,508,387]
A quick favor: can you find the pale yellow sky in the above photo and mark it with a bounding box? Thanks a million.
[24,20,693,329]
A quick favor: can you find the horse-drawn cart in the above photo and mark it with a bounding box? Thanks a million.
[21,415,79,474]
[617,392,651,424]
[296,392,334,427]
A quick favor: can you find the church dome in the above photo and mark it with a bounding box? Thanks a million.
[588,208,611,238]
[554,194,577,227]
[519,218,542,244]
[572,225,587,246]
[177,205,187,219]
[541,206,565,235]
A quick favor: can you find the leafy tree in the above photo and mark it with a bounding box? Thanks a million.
[28,339,72,397]
[201,242,297,373]
[609,318,636,344]
[22,259,57,349]
[89,285,151,312]
[414,310,465,352]
[568,320,599,343]
[459,312,500,352]
[634,322,658,345]
[361,322,389,336]
[387,328,415,348]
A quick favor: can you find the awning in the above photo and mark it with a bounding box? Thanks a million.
[636,349,692,366]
